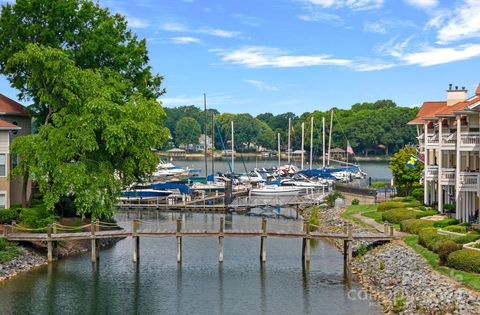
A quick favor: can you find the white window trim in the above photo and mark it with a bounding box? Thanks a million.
[0,152,7,178]
[0,190,7,209]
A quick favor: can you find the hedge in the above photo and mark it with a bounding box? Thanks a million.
[454,233,480,244]
[377,201,405,212]
[418,228,455,252]
[443,225,467,234]
[0,209,18,224]
[446,249,480,273]
[401,196,417,202]
[437,242,463,264]
[433,219,460,228]
[382,208,417,224]
[400,219,434,234]
[404,200,422,208]
[415,210,439,219]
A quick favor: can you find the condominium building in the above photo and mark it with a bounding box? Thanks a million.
[409,84,480,223]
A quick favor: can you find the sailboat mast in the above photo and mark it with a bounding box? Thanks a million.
[328,110,334,166]
[231,121,234,173]
[277,133,281,167]
[301,122,305,170]
[309,117,313,170]
[288,118,291,164]
[204,94,208,178]
[211,113,215,177]
[322,116,326,168]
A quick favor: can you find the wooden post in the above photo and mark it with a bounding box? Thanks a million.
[260,218,267,263]
[384,223,389,235]
[302,220,311,264]
[176,219,182,263]
[95,220,100,260]
[389,224,394,237]
[12,220,16,233]
[91,221,97,263]
[47,224,53,263]
[133,219,140,263]
[343,223,353,267]
[219,217,224,263]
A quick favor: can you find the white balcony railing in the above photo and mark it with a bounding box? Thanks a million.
[460,133,480,149]
[425,166,438,180]
[459,172,479,191]
[441,168,456,184]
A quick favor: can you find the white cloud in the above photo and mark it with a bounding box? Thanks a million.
[363,19,417,34]
[171,37,201,44]
[127,17,150,29]
[364,21,387,34]
[232,14,263,27]
[214,46,394,71]
[400,44,480,66]
[297,11,344,23]
[243,79,279,91]
[302,0,384,10]
[215,46,351,68]
[403,0,438,9]
[160,22,241,38]
[436,0,480,44]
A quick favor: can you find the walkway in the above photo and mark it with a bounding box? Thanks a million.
[351,212,410,237]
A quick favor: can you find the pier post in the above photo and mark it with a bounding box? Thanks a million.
[133,219,140,263]
[47,224,53,263]
[219,217,224,263]
[343,223,353,267]
[176,219,183,263]
[260,218,267,263]
[384,223,388,235]
[302,221,311,264]
[91,220,97,263]
[389,224,394,238]
[95,220,100,260]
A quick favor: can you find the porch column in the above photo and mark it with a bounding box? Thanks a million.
[456,115,461,216]
[424,123,429,205]
[438,119,443,212]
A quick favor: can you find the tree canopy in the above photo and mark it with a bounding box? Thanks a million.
[0,0,164,124]
[389,145,423,196]
[175,117,201,146]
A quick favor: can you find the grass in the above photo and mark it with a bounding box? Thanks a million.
[403,235,480,291]
[341,204,378,228]
[0,239,22,264]
[362,210,383,223]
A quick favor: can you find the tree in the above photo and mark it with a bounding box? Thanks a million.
[255,120,275,149]
[389,145,423,197]
[175,117,201,146]
[0,0,164,124]
[9,44,169,218]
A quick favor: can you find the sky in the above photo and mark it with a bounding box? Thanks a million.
[1,0,480,115]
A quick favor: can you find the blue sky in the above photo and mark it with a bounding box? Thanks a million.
[1,0,480,114]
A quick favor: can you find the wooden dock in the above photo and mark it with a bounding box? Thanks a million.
[3,219,396,269]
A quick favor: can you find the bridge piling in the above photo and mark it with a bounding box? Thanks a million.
[91,221,97,263]
[219,217,224,263]
[343,223,353,267]
[133,219,140,262]
[260,218,267,263]
[176,219,183,263]
[302,221,311,264]
[47,224,53,263]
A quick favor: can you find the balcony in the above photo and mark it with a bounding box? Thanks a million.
[426,133,439,149]
[440,168,456,185]
[459,172,479,191]
[425,166,438,181]
[459,133,480,151]
[441,132,456,150]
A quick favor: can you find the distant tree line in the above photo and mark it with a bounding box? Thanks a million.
[163,100,418,156]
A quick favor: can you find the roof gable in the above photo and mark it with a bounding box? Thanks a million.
[0,94,30,116]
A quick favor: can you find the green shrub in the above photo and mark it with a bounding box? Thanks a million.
[443,203,456,213]
[402,196,416,202]
[18,205,57,230]
[382,208,416,224]
[418,228,455,252]
[433,219,460,228]
[400,219,434,234]
[454,233,480,244]
[443,225,467,234]
[326,191,344,208]
[446,249,480,273]
[404,200,422,208]
[415,210,439,219]
[0,209,19,224]
[392,293,407,313]
[0,238,6,251]
[437,241,463,264]
[372,181,389,188]
[411,188,424,201]
[417,205,427,211]
[377,201,405,212]
[351,199,360,205]
[356,244,368,257]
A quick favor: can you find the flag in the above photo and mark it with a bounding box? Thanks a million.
[346,141,354,155]
[406,155,418,169]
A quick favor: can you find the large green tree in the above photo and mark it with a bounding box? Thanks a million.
[175,117,201,146]
[389,145,423,196]
[9,44,169,218]
[0,0,164,124]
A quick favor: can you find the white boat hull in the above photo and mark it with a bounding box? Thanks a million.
[250,187,302,196]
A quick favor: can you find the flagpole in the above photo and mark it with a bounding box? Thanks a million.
[288,117,291,164]
[309,117,313,170]
[328,110,333,166]
[301,122,305,170]
[322,117,326,168]
[277,133,281,167]
[231,121,234,174]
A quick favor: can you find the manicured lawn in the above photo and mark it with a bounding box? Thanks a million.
[403,236,480,291]
[341,204,378,228]
[0,239,21,264]
[362,210,382,223]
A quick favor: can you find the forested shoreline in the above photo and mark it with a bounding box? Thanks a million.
[164,100,419,156]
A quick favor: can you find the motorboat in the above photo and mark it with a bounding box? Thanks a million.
[120,189,173,201]
[250,186,302,196]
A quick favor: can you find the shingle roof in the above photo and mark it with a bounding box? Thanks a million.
[408,101,447,125]
[0,119,21,130]
[0,94,30,116]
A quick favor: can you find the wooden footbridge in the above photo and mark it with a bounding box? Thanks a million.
[2,219,396,268]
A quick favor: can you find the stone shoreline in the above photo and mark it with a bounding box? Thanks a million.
[318,206,480,314]
[0,237,122,282]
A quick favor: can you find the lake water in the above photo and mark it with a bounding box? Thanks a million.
[0,212,381,315]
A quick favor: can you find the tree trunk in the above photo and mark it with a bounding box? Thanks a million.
[21,173,31,208]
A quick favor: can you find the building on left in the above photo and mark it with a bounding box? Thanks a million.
[0,94,31,208]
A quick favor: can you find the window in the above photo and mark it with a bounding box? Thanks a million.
[0,193,5,209]
[0,154,6,176]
